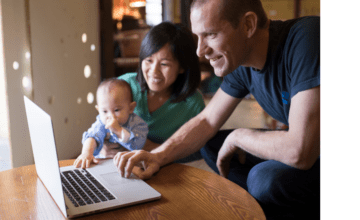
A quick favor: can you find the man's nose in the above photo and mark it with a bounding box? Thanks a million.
[196,36,208,58]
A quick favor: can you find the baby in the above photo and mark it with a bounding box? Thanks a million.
[74,78,148,168]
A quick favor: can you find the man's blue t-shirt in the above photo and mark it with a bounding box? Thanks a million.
[221,16,320,126]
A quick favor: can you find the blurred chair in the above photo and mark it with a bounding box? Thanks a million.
[113,28,150,76]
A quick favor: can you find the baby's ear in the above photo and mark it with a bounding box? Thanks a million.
[95,105,99,112]
[129,101,137,113]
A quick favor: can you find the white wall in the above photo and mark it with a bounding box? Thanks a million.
[1,0,100,167]
[0,75,8,139]
[1,0,33,168]
[0,1,9,139]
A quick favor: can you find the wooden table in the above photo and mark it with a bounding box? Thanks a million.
[0,160,265,219]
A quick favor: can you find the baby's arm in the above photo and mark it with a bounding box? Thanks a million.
[74,138,99,168]
[117,117,148,151]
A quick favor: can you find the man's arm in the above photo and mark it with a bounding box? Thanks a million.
[217,86,320,176]
[152,89,242,166]
[115,89,242,179]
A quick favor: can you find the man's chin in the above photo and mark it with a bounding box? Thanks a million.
[213,67,232,77]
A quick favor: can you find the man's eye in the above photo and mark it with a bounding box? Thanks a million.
[115,109,119,112]
[208,33,216,38]
[161,63,168,66]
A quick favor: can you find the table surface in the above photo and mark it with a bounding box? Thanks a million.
[0,160,265,220]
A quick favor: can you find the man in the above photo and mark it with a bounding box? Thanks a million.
[110,0,320,219]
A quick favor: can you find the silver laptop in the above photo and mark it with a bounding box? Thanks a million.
[24,96,161,218]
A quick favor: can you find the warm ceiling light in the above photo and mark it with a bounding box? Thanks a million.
[129,0,146,8]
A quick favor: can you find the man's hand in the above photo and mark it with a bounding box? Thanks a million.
[216,130,246,178]
[113,150,160,180]
[74,152,99,169]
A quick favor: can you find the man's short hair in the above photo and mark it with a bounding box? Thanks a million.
[191,0,268,29]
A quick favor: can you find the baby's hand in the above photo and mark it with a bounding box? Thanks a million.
[105,117,122,134]
[74,153,98,169]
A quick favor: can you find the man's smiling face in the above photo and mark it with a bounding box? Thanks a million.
[190,0,252,77]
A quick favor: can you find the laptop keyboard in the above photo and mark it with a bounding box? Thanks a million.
[61,169,116,207]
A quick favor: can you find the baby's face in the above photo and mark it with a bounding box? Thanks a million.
[96,87,135,126]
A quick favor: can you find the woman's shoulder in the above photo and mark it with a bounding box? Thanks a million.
[118,72,140,90]
[169,90,205,117]
[182,89,205,111]
[187,89,204,103]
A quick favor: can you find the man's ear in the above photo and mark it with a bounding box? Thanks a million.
[243,11,258,38]
[129,101,137,113]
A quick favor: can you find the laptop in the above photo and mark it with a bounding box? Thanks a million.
[24,96,161,218]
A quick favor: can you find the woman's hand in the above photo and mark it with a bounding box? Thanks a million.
[113,150,161,180]
[216,130,246,178]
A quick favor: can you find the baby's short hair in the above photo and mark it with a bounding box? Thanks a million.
[97,78,133,102]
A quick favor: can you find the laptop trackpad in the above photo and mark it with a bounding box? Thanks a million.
[100,172,138,185]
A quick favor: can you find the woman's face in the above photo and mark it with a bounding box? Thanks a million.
[141,43,184,95]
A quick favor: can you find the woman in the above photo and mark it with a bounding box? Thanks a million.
[101,22,205,161]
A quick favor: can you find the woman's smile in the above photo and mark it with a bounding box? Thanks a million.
[149,77,162,84]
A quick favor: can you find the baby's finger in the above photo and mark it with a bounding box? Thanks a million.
[76,159,83,168]
[81,159,87,169]
[105,117,114,126]
[86,159,91,168]
[73,159,79,168]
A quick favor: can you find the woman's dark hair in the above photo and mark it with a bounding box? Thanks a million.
[136,21,201,103]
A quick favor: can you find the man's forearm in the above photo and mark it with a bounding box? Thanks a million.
[228,128,288,160]
[151,89,243,167]
[151,115,217,167]
[228,128,319,169]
